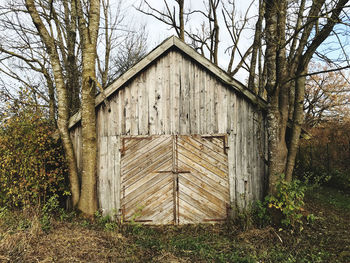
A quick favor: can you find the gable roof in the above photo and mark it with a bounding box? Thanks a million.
[68,36,266,129]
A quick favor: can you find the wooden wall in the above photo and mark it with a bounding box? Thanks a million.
[70,49,268,217]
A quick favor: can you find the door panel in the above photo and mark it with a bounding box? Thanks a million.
[120,135,229,225]
[177,135,229,223]
[120,135,174,224]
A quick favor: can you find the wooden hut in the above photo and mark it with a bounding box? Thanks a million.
[69,36,268,225]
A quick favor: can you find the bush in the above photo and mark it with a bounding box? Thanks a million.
[265,174,308,231]
[0,97,68,208]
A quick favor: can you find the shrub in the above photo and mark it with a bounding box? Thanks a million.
[252,200,271,228]
[265,174,308,231]
[0,96,68,208]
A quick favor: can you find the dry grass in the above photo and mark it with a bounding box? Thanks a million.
[0,187,349,263]
[0,219,144,263]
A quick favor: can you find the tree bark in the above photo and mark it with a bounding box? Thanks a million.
[76,0,100,215]
[285,71,306,181]
[178,0,184,40]
[248,0,264,94]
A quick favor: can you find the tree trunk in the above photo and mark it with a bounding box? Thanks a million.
[178,0,184,40]
[285,71,306,181]
[267,107,288,195]
[25,0,80,207]
[47,76,56,123]
[248,0,264,94]
[76,0,100,215]
[77,65,98,215]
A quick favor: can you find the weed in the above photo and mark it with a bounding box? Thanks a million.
[252,200,271,228]
[94,210,119,231]
[40,194,59,232]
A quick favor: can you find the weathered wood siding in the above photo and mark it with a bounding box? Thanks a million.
[70,48,267,217]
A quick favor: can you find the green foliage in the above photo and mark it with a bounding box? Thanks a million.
[266,174,308,231]
[0,91,68,208]
[301,168,331,188]
[252,200,271,228]
[328,169,350,191]
[94,210,119,231]
[40,194,60,232]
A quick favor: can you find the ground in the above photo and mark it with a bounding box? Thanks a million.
[0,186,349,263]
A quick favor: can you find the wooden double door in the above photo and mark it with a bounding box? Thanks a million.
[120,134,229,224]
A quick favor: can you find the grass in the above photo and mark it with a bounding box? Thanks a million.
[0,186,349,262]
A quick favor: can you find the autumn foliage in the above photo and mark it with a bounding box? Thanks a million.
[304,64,350,127]
[0,98,68,208]
[296,120,350,190]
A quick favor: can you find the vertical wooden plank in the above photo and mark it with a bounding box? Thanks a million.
[169,51,175,134]
[163,58,169,134]
[138,73,148,135]
[212,78,218,134]
[97,104,107,138]
[233,94,238,135]
[118,88,125,135]
[148,61,156,135]
[226,91,232,134]
[114,94,120,136]
[129,83,138,135]
[155,58,163,134]
[228,132,236,216]
[205,73,212,133]
[95,106,100,139]
[254,109,261,201]
[124,86,131,135]
[235,97,245,209]
[98,136,109,214]
[199,66,206,134]
[191,63,200,134]
[173,51,180,134]
[106,136,113,215]
[242,100,249,208]
[179,53,190,134]
[103,105,109,137]
[218,85,227,134]
[163,52,171,134]
[105,135,119,218]
[108,96,117,136]
[114,135,121,218]
[246,103,253,203]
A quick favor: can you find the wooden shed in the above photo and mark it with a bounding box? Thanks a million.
[69,36,268,225]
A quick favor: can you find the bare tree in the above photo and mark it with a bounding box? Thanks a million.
[136,0,185,40]
[97,1,148,88]
[221,0,255,76]
[263,0,350,191]
[137,0,257,74]
[112,27,148,78]
[24,0,81,206]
